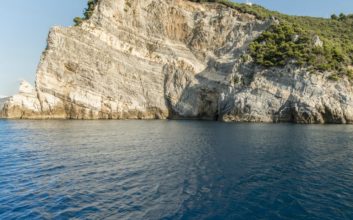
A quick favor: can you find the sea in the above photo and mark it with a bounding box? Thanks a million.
[1,120,353,219]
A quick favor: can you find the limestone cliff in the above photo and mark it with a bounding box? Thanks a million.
[2,0,353,123]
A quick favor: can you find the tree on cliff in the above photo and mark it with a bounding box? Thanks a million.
[73,0,98,26]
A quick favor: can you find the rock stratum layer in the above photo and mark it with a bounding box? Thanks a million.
[2,0,353,123]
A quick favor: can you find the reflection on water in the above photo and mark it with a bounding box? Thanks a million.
[1,120,353,219]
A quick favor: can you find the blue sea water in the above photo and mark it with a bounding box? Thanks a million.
[0,120,353,220]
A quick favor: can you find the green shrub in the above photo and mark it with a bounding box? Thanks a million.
[328,74,340,81]
[331,14,338,20]
[189,0,353,78]
[73,17,83,26]
[74,0,98,26]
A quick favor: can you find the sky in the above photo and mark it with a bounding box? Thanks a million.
[0,0,352,97]
[0,0,87,97]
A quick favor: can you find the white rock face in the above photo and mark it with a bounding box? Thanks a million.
[313,35,323,48]
[0,98,7,111]
[0,80,41,119]
[1,0,353,123]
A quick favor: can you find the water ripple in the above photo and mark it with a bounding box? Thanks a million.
[1,121,353,219]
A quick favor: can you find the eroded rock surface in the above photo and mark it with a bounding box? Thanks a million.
[1,0,353,123]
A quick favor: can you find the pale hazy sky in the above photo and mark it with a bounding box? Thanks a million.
[0,0,352,97]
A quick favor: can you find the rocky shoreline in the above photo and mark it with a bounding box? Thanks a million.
[1,0,353,123]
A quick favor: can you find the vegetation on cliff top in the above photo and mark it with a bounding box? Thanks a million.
[73,0,98,26]
[74,0,353,79]
[190,0,353,79]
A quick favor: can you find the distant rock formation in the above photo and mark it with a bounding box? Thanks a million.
[1,0,353,123]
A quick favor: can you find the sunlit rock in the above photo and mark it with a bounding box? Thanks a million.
[1,0,353,123]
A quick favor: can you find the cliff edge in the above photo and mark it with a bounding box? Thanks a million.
[2,0,353,123]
